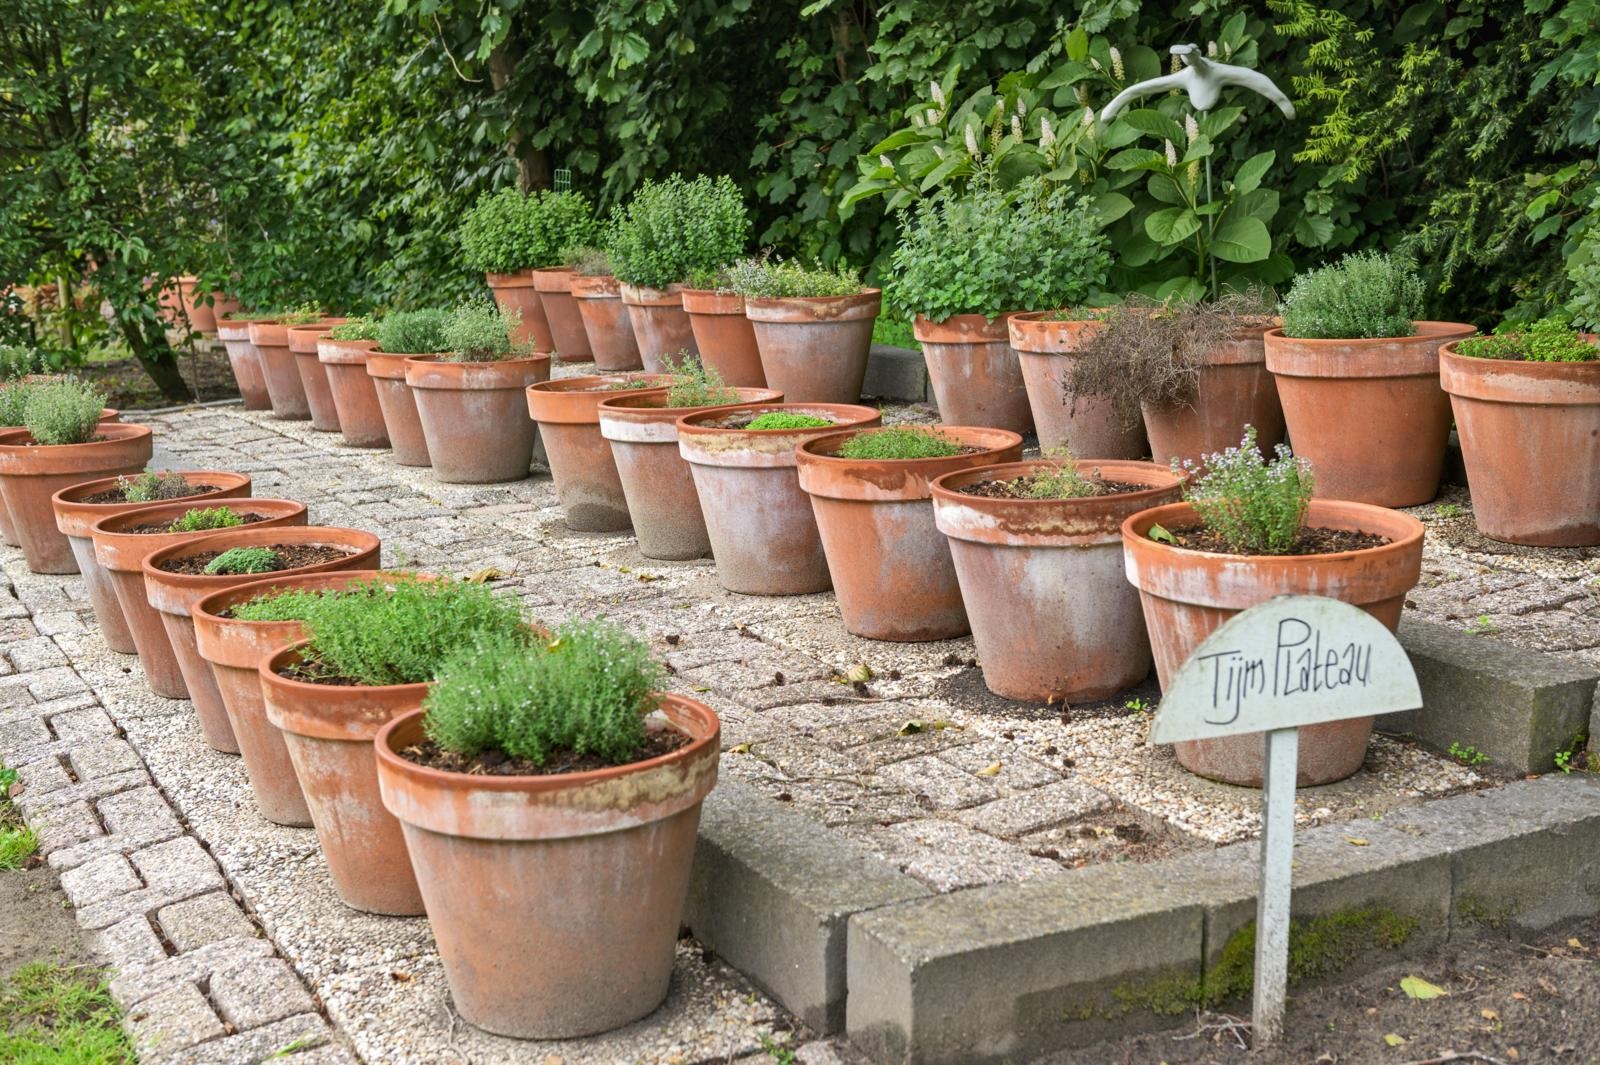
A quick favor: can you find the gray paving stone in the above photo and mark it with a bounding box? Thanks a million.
[32,799,105,853]
[14,755,71,795]
[876,755,996,811]
[84,914,169,969]
[8,635,69,671]
[76,836,226,929]
[110,937,277,1006]
[49,786,184,871]
[59,852,141,908]
[210,956,316,1028]
[67,736,144,780]
[50,705,117,740]
[158,891,258,952]
[124,981,225,1058]
[24,665,90,700]
[157,1014,341,1065]
[13,767,147,815]
[955,779,1115,839]
[936,740,1060,791]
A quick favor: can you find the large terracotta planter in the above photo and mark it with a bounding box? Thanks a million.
[932,461,1182,701]
[217,316,272,410]
[287,323,343,432]
[746,290,881,404]
[159,277,233,335]
[914,314,1033,433]
[366,351,438,467]
[260,641,425,915]
[375,695,719,1037]
[678,404,881,595]
[621,283,698,372]
[682,289,765,387]
[0,424,154,573]
[1008,313,1147,458]
[598,386,783,560]
[52,472,252,654]
[1264,321,1475,506]
[572,275,643,372]
[526,375,673,531]
[1440,345,1600,546]
[1142,325,1285,465]
[486,270,555,352]
[797,427,1023,640]
[533,268,592,362]
[91,500,308,702]
[248,320,309,420]
[407,356,551,483]
[142,527,382,756]
[318,337,389,448]
[1122,499,1424,786]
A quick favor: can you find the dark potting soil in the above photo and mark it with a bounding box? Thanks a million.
[80,484,222,505]
[957,476,1147,499]
[398,728,691,777]
[156,543,354,575]
[122,512,270,535]
[1160,523,1391,556]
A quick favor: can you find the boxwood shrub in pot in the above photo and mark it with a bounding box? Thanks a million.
[460,188,600,353]
[367,309,450,467]
[318,316,390,449]
[727,259,882,404]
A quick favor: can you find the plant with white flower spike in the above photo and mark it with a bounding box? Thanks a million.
[880,155,894,169]
[964,125,980,157]
[1184,114,1200,145]
[1011,115,1023,142]
[1039,116,1055,147]
[1164,139,1177,166]
[1081,106,1093,128]
[930,81,946,107]
[911,111,926,128]
[1015,96,1027,119]
[1109,46,1124,81]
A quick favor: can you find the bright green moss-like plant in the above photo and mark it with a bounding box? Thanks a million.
[459,188,599,274]
[1176,427,1314,555]
[117,470,193,503]
[724,258,863,299]
[1455,318,1599,363]
[327,316,380,342]
[168,506,245,533]
[1279,252,1423,340]
[744,411,833,430]
[836,426,961,460]
[23,378,106,445]
[231,586,344,623]
[606,174,749,289]
[262,302,322,326]
[202,547,281,575]
[375,309,448,355]
[442,303,526,362]
[661,353,737,408]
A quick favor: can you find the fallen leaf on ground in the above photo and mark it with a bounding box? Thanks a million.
[464,567,505,583]
[727,743,751,754]
[1399,975,1447,1000]
[1481,1007,1499,1020]
[975,761,1002,777]
[1383,1032,1406,1046]
[1345,836,1369,846]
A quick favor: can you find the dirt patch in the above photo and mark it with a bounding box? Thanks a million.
[80,484,223,505]
[122,512,270,535]
[78,345,241,410]
[0,864,94,982]
[933,661,1163,724]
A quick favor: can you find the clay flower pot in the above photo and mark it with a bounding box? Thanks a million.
[52,472,252,654]
[683,289,765,387]
[678,404,881,595]
[1263,321,1476,506]
[746,290,881,404]
[797,427,1023,640]
[366,352,437,467]
[374,695,720,1037]
[486,270,555,352]
[286,323,344,432]
[318,337,389,448]
[526,375,674,531]
[260,640,426,915]
[407,355,551,483]
[533,267,592,362]
[1122,499,1425,786]
[248,320,310,420]
[1008,313,1147,458]
[572,275,643,371]
[142,527,382,756]
[1141,324,1286,466]
[0,410,121,552]
[164,277,213,333]
[91,500,308,702]
[1440,344,1600,546]
[621,283,698,372]
[914,314,1033,433]
[932,460,1182,701]
[216,316,273,409]
[0,424,154,574]
[599,386,783,560]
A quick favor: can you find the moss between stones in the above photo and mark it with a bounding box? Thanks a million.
[1456,894,1518,930]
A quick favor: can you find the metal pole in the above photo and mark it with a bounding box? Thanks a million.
[1252,726,1299,1044]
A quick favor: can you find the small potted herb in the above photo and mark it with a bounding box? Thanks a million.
[317,316,389,448]
[726,258,882,404]
[247,303,328,421]
[366,309,449,467]
[568,246,644,371]
[216,311,275,410]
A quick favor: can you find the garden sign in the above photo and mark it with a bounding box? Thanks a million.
[1148,595,1422,1045]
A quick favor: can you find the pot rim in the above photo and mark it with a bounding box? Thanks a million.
[795,426,1024,501]
[262,637,430,700]
[404,353,552,390]
[570,274,622,298]
[52,471,252,536]
[743,288,882,322]
[485,269,541,287]
[1264,320,1477,347]
[598,388,785,443]
[526,376,674,424]
[933,460,1184,546]
[141,525,381,590]
[932,459,1182,509]
[680,289,745,314]
[912,311,1018,343]
[1439,343,1600,403]
[1121,499,1424,567]
[90,499,309,572]
[0,422,152,456]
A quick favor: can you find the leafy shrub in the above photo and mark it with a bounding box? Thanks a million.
[0,381,37,427]
[231,586,344,623]
[836,426,961,460]
[203,547,281,575]
[563,245,611,276]
[375,309,449,354]
[423,620,663,766]
[1455,319,1599,362]
[327,316,380,341]
[169,506,246,532]
[117,471,194,503]
[23,378,106,445]
[459,188,599,274]
[441,303,526,362]
[0,345,41,379]
[1177,427,1314,554]
[606,174,749,289]
[262,302,323,326]
[724,258,862,299]
[744,411,833,430]
[660,353,737,407]
[1280,252,1423,340]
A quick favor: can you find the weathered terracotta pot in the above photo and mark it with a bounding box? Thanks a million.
[932,461,1182,701]
[914,314,1033,434]
[533,268,592,362]
[247,320,310,420]
[1263,322,1476,506]
[0,424,154,573]
[1008,313,1147,458]
[678,404,882,595]
[318,337,390,448]
[260,641,425,915]
[407,356,551,483]
[286,323,343,432]
[621,283,698,372]
[216,316,273,409]
[746,290,881,404]
[1440,344,1600,546]
[571,275,643,372]
[91,500,308,702]
[598,386,783,560]
[1142,325,1285,465]
[159,277,231,335]
[682,289,765,387]
[797,427,1023,640]
[366,352,438,467]
[142,526,382,757]
[486,270,555,352]
[1122,499,1424,786]
[526,375,673,531]
[375,695,720,1037]
[52,472,252,654]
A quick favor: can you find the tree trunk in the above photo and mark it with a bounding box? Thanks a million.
[488,40,551,192]
[118,316,194,403]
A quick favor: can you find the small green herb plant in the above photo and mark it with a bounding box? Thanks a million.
[169,506,245,533]
[441,303,527,362]
[1455,318,1599,363]
[1175,426,1314,554]
[1280,252,1424,340]
[744,411,833,430]
[375,309,449,354]
[459,188,599,274]
[0,344,41,378]
[202,547,281,575]
[232,586,345,623]
[564,245,612,276]
[724,258,863,300]
[0,380,37,427]
[1448,742,1489,767]
[327,316,380,342]
[606,174,749,289]
[836,426,962,460]
[23,378,106,445]
[1014,446,1107,499]
[117,470,193,503]
[263,302,323,326]
[660,353,737,408]
[0,762,39,870]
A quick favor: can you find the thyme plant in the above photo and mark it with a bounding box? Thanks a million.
[1279,252,1423,340]
[22,378,105,445]
[202,547,281,575]
[836,426,962,460]
[1176,427,1314,554]
[441,303,526,362]
[606,174,749,289]
[743,411,833,430]
[375,309,449,354]
[660,353,736,407]
[1455,319,1598,362]
[168,506,245,533]
[116,470,193,503]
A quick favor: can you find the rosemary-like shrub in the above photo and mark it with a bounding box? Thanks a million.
[1176,427,1314,554]
[1279,252,1423,340]
[660,353,736,407]
[117,471,194,503]
[23,378,106,445]
[441,303,526,362]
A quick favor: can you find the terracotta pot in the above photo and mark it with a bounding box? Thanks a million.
[260,641,425,915]
[677,404,882,595]
[407,356,551,483]
[0,410,121,548]
[317,337,389,448]
[0,424,154,573]
[366,352,437,467]
[161,276,219,334]
[1141,325,1286,465]
[1440,345,1600,546]
[526,375,674,531]
[598,386,784,559]
[91,500,308,702]
[52,472,252,654]
[286,323,343,432]
[746,290,881,404]
[486,270,555,352]
[210,293,242,323]
[248,320,310,420]
[1122,499,1424,786]
[797,427,1023,640]
[1008,313,1147,458]
[216,317,273,410]
[533,268,592,362]
[682,289,765,387]
[1263,321,1476,506]
[374,695,720,1037]
[914,314,1033,433]
[571,275,643,371]
[621,283,698,372]
[142,527,382,757]
[932,461,1182,701]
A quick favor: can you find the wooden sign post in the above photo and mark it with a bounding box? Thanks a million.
[1148,596,1422,1045]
